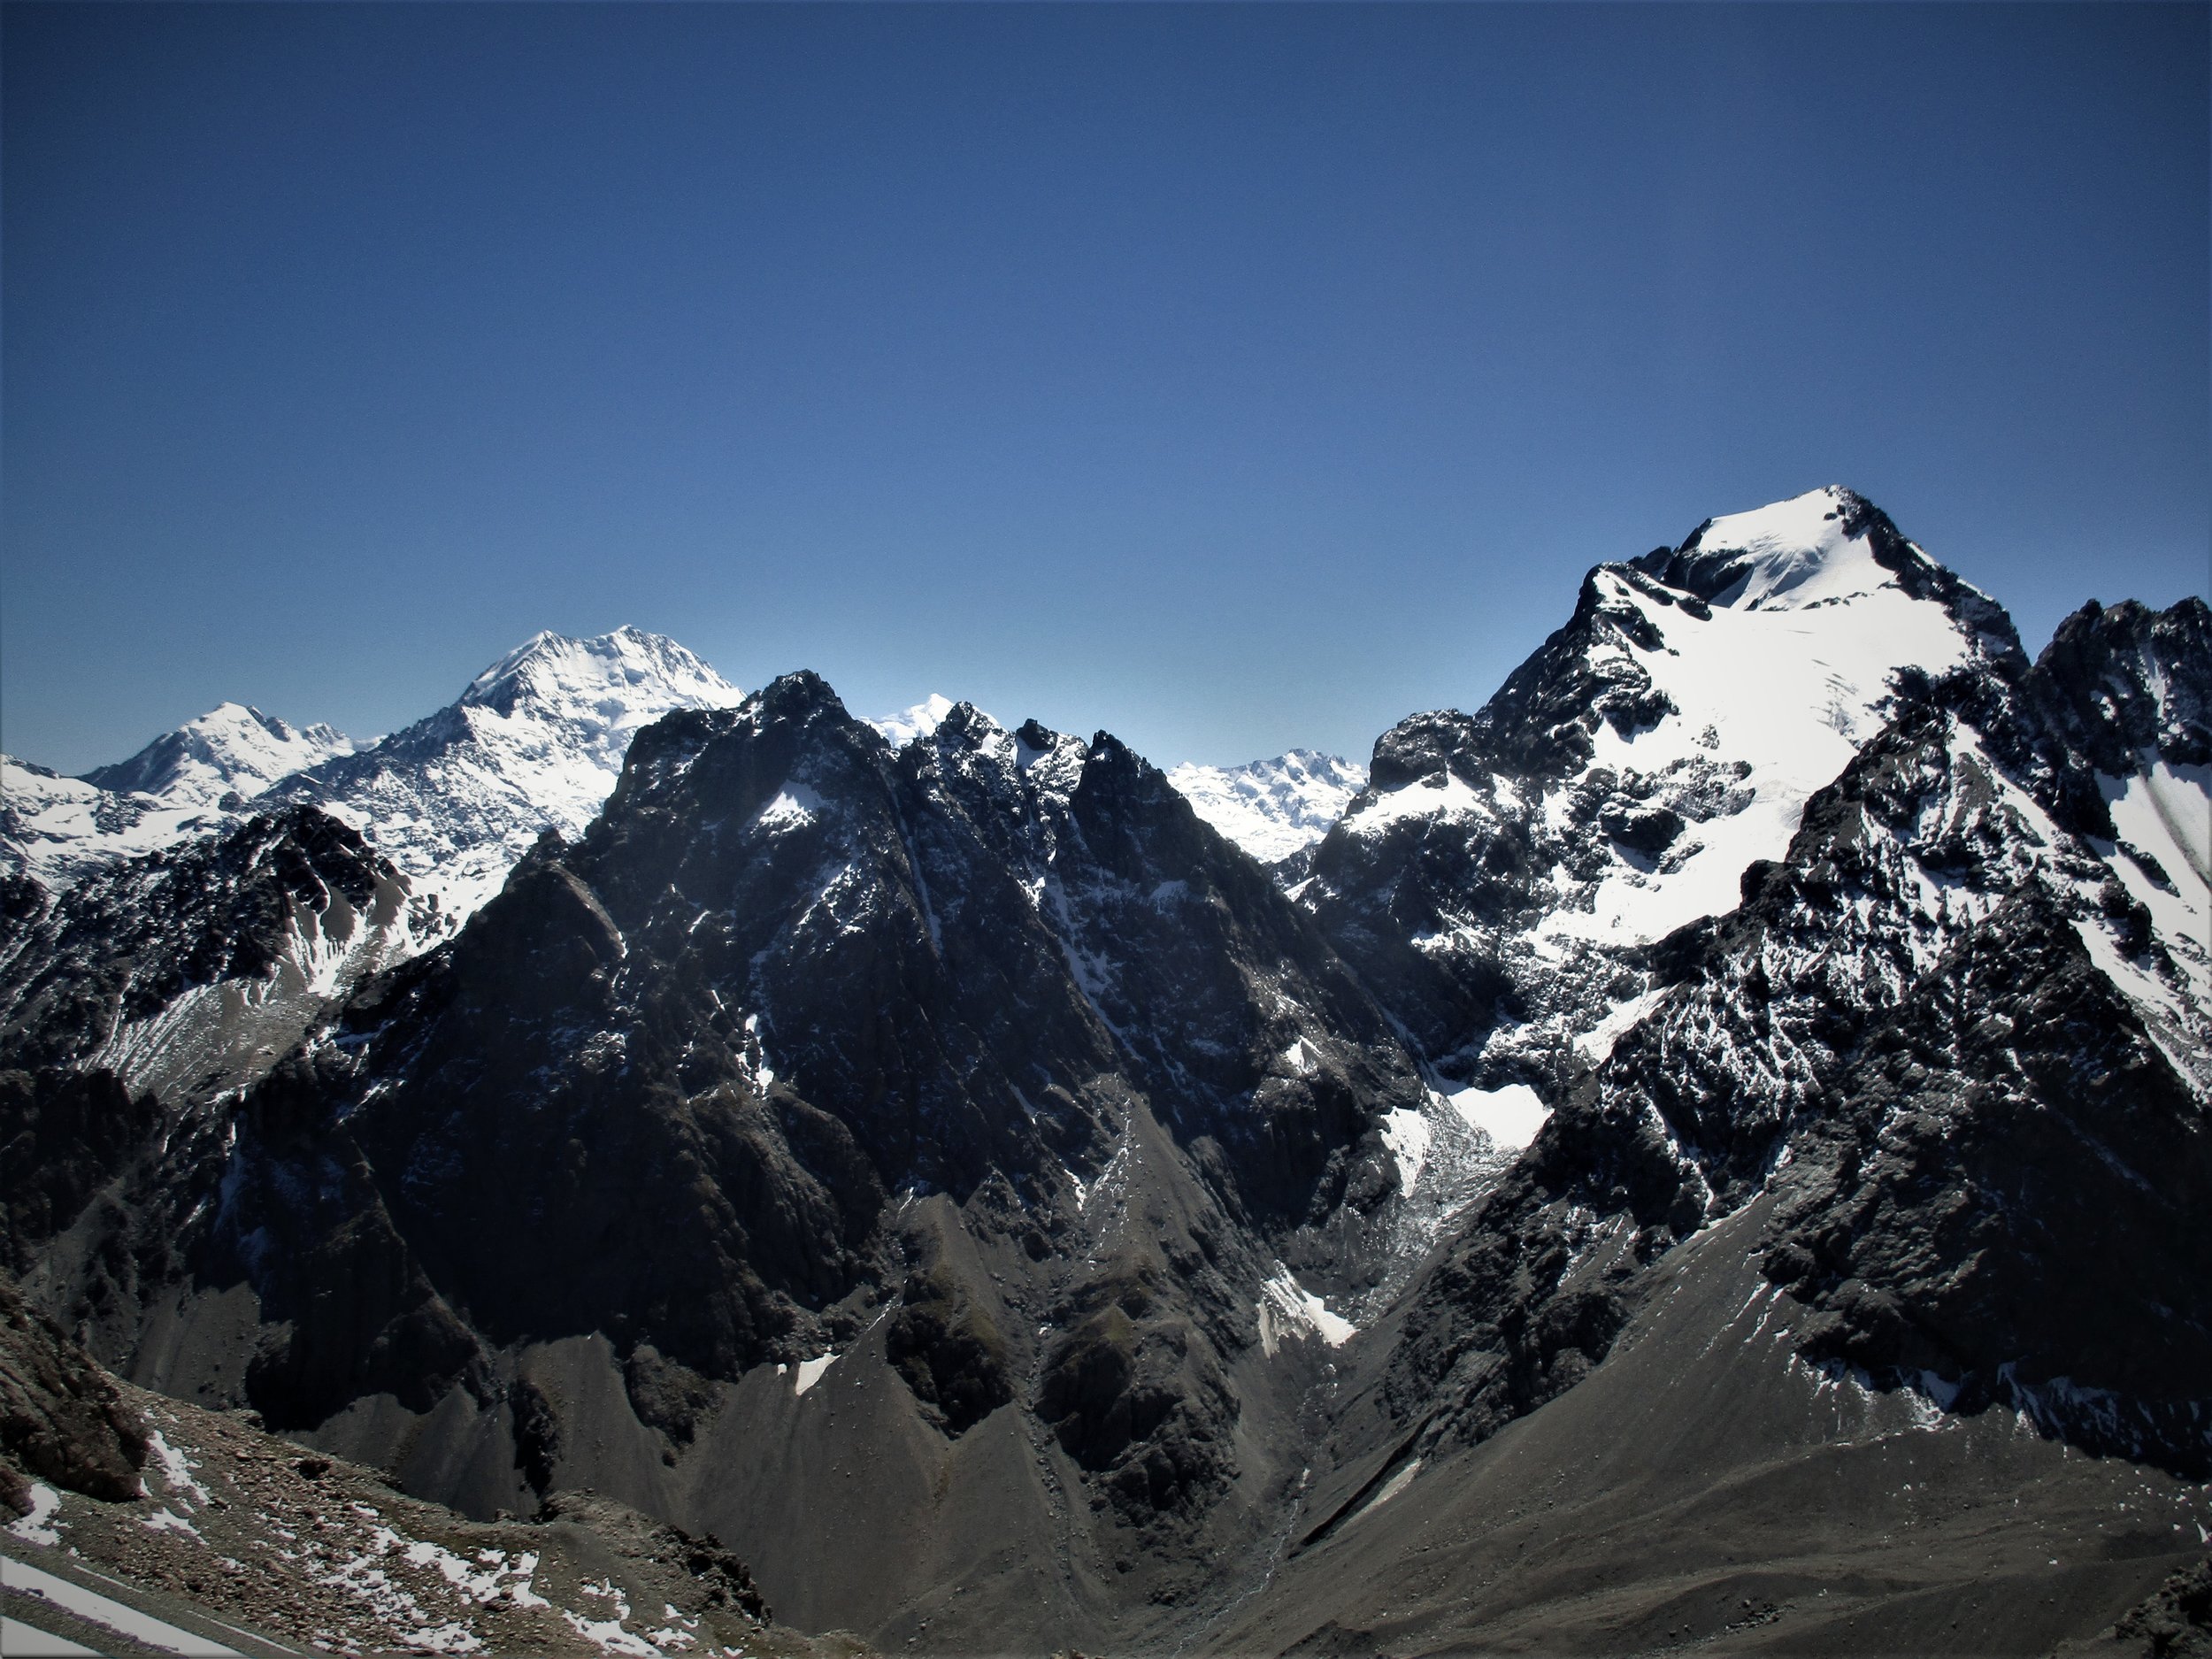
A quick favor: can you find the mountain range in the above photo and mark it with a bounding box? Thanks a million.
[2,486,2206,1657]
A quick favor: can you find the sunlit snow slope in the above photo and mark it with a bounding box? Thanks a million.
[1548,488,1998,946]
[1304,485,2022,1080]
[0,757,223,892]
[272,626,741,923]
[5,629,740,938]
[4,708,357,891]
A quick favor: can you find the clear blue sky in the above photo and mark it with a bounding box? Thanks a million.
[4,3,2205,775]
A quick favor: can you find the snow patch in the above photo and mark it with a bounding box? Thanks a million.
[560,1609,660,1656]
[1378,1106,1432,1192]
[1440,1083,1550,1151]
[7,1482,61,1545]
[146,1430,211,1507]
[142,1507,203,1540]
[1575,989,1667,1063]
[1257,1265,1356,1356]
[2101,759,2212,1014]
[1352,1458,1422,1523]
[1343,771,1486,835]
[0,1555,242,1655]
[751,782,824,834]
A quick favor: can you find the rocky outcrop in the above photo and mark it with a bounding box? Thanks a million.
[0,805,438,1097]
[0,1269,148,1508]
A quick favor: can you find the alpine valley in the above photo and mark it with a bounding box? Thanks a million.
[3,488,2208,1658]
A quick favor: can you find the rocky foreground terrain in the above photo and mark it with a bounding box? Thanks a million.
[2,488,2207,1655]
[4,1272,861,1656]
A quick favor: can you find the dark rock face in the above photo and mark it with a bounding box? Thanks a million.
[0,1067,158,1275]
[622,1344,718,1447]
[2036,596,2212,771]
[511,1378,562,1494]
[1378,1138,1656,1459]
[1300,567,1695,1062]
[0,806,413,1079]
[2116,1552,2212,1657]
[0,1269,148,1505]
[884,1262,1013,1439]
[2029,596,2212,844]
[6,672,1425,1535]
[1761,886,2212,1472]
[0,812,438,1367]
[1036,1254,1240,1523]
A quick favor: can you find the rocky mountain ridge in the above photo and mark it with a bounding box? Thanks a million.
[1,487,2205,1655]
[1301,486,2031,1084]
[3,626,741,926]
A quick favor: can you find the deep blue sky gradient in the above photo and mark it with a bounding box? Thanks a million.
[4,3,2206,773]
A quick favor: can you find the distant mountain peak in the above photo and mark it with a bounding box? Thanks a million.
[270,628,743,924]
[79,699,359,810]
[7,627,741,909]
[1310,485,2027,1068]
[1168,749,1369,867]
[460,625,735,716]
[872,693,956,748]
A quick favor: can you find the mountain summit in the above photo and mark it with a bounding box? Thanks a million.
[1302,483,2024,1079]
[1166,749,1369,871]
[80,703,358,810]
[4,627,741,920]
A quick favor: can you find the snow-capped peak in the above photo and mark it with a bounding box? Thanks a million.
[1311,486,2024,1082]
[872,694,956,748]
[0,754,219,890]
[1638,483,1948,615]
[80,701,359,810]
[273,627,743,924]
[1169,749,1369,865]
[1534,492,2004,945]
[462,626,736,722]
[6,627,741,914]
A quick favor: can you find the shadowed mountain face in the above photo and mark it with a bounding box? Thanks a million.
[257,676,1422,1394]
[0,491,2206,1655]
[2,668,1436,1607]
